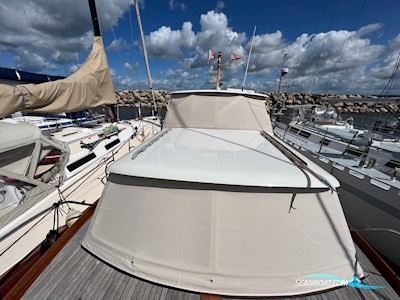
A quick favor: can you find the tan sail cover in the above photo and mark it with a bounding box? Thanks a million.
[164,93,273,134]
[0,36,116,118]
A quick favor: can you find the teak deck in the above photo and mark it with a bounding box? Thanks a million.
[22,220,399,300]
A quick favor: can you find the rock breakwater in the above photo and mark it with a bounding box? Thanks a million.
[115,90,399,113]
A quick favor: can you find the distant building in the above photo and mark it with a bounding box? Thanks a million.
[0,67,64,86]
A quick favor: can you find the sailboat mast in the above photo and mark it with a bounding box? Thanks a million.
[88,0,101,36]
[242,25,256,91]
[88,0,117,121]
[216,51,222,89]
[133,0,157,115]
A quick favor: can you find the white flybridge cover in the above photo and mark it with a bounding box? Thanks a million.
[0,36,116,118]
[82,90,362,296]
[164,92,273,134]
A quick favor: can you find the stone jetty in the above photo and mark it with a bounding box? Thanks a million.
[115,90,399,113]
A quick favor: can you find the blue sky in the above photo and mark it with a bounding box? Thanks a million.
[1,0,400,94]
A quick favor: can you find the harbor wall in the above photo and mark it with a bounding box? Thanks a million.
[115,90,399,113]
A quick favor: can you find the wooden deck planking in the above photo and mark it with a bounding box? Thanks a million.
[23,220,399,300]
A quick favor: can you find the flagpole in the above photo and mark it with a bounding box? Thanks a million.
[216,51,222,89]
[242,25,256,91]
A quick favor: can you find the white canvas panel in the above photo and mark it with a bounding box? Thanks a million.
[82,175,363,297]
[164,94,273,134]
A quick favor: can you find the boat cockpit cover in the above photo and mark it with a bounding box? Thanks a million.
[0,36,116,118]
[0,122,69,227]
[1,122,42,153]
[0,122,69,178]
[163,93,273,134]
[83,174,363,296]
[82,91,362,296]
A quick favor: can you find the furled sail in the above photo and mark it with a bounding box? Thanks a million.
[0,36,116,118]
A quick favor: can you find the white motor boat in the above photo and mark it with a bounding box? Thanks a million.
[82,89,364,297]
[275,107,400,267]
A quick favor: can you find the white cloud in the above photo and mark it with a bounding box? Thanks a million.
[168,0,186,11]
[15,50,48,72]
[0,0,130,72]
[145,22,196,59]
[354,23,383,39]
[107,38,128,52]
[183,11,247,71]
[2,1,399,94]
[215,1,225,12]
[142,10,400,93]
[69,64,80,74]
[165,68,198,89]
[124,62,139,74]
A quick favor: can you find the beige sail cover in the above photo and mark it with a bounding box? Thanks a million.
[164,93,273,134]
[0,36,116,118]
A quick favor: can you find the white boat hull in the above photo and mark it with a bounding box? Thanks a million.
[275,128,400,267]
[0,120,160,276]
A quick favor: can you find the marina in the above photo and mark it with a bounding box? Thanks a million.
[0,0,400,298]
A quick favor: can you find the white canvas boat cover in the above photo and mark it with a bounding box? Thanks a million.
[0,122,42,152]
[0,122,69,227]
[82,91,362,296]
[0,37,116,118]
[164,93,273,134]
[83,174,363,296]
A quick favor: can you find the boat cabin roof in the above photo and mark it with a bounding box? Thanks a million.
[109,90,337,189]
[109,128,337,188]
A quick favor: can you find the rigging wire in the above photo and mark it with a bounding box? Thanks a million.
[0,209,53,257]
[46,0,70,75]
[295,1,331,91]
[356,51,400,164]
[305,0,341,92]
[322,0,367,95]
[127,0,136,48]
[107,17,125,73]
[127,0,140,81]
[64,134,140,198]
[75,0,81,63]
[380,52,400,98]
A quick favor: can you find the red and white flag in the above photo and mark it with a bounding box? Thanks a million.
[230,53,241,61]
[208,49,215,61]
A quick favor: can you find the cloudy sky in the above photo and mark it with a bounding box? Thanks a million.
[1,0,400,94]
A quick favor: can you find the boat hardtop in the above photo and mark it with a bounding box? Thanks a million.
[110,89,338,188]
[109,127,338,188]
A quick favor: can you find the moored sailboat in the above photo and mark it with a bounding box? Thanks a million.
[0,0,160,280]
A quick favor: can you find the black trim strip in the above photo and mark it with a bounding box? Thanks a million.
[67,153,97,172]
[105,138,120,150]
